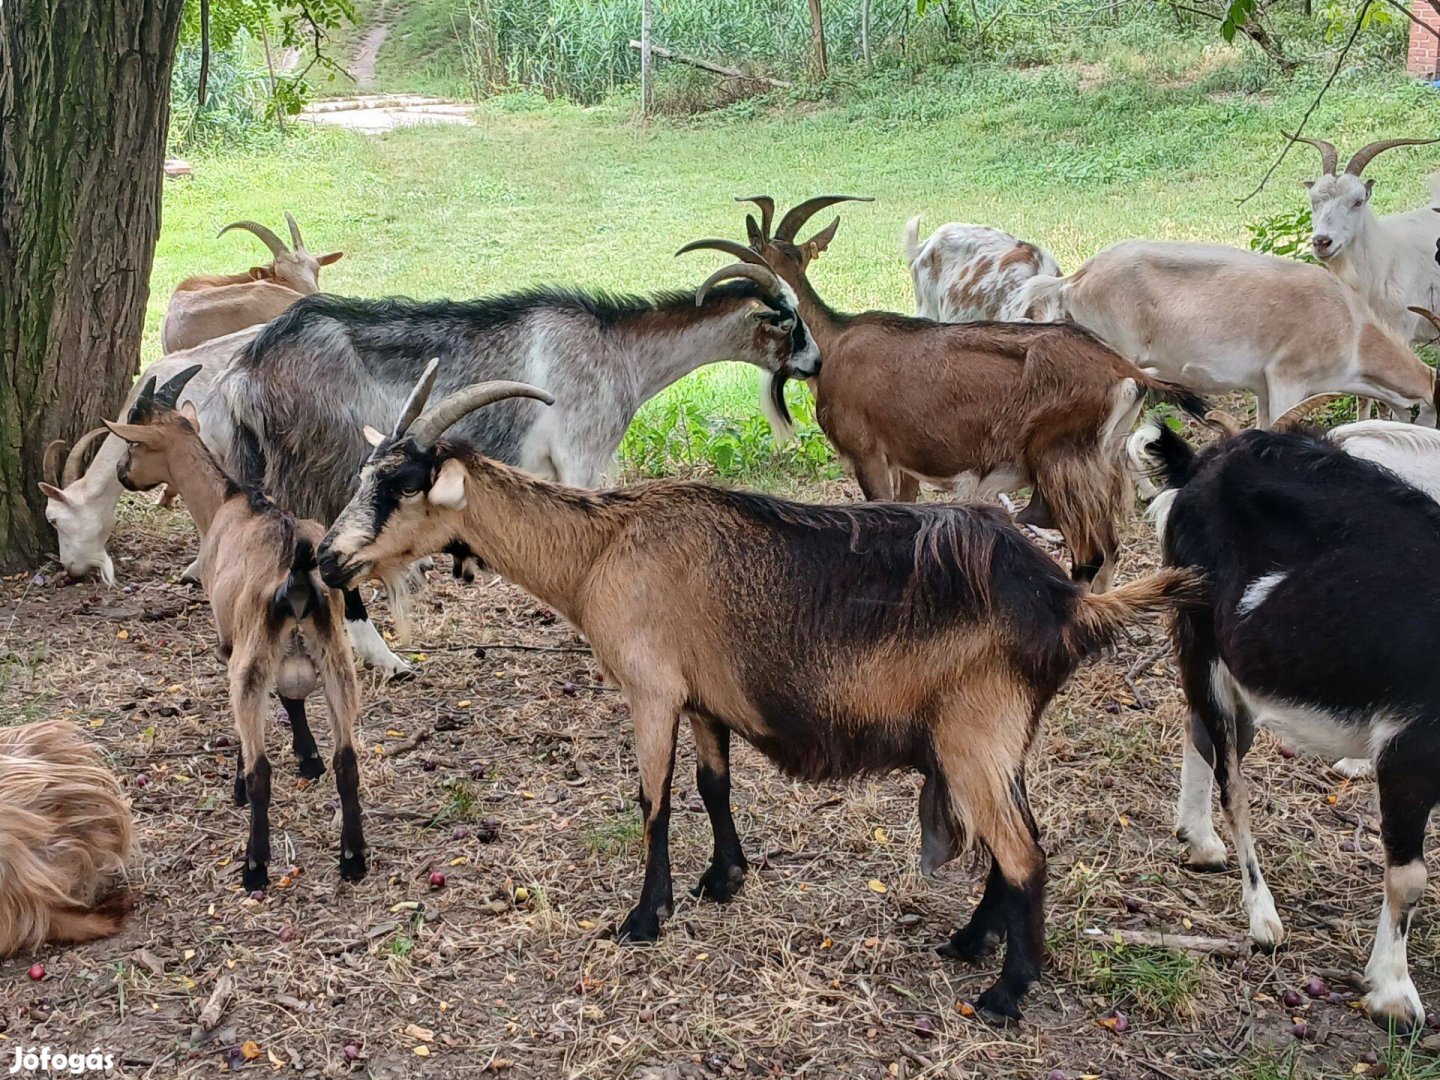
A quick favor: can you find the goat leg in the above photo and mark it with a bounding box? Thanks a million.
[690,718,747,902]
[281,696,325,780]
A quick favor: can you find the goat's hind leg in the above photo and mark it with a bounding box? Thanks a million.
[230,648,276,893]
[1363,734,1437,1032]
[319,636,367,883]
[617,693,682,943]
[690,717,747,903]
[281,696,325,780]
[1176,716,1227,870]
[938,854,1009,963]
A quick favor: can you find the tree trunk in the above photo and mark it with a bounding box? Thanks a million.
[0,0,185,570]
[807,0,828,79]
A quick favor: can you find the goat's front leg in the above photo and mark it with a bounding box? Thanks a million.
[319,637,367,883]
[1176,717,1227,870]
[281,696,325,780]
[618,696,681,942]
[690,717,747,903]
[1363,743,1434,1032]
[342,588,411,679]
[230,655,275,893]
[938,853,1009,963]
[1209,705,1282,948]
[853,457,896,501]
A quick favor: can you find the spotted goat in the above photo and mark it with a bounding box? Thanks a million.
[902,216,1060,322]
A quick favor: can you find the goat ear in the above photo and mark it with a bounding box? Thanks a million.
[38,482,68,503]
[318,251,344,265]
[103,419,152,444]
[1302,180,1314,190]
[745,214,764,249]
[1363,179,1374,198]
[249,266,269,280]
[428,458,468,511]
[804,216,841,257]
[179,401,200,427]
[362,425,386,448]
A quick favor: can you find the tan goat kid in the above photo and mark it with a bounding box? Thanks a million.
[105,366,366,892]
[0,720,133,958]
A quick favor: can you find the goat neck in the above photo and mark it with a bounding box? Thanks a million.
[155,427,231,534]
[768,261,847,351]
[610,293,760,406]
[449,449,621,619]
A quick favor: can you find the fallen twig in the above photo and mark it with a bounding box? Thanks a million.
[1082,926,1250,958]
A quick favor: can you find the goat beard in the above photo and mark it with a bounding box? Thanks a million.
[769,369,794,428]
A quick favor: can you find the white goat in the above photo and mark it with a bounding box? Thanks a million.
[902,216,1060,322]
[1289,135,1440,344]
[1014,240,1437,428]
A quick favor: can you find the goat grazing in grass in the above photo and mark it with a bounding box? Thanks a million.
[902,216,1060,322]
[1290,134,1440,344]
[161,214,342,354]
[1013,240,1437,427]
[106,367,366,892]
[681,195,1208,592]
[1133,410,1440,1032]
[0,720,133,958]
[218,260,819,641]
[317,359,1200,1023]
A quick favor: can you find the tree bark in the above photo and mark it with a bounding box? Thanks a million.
[807,0,828,79]
[0,0,185,570]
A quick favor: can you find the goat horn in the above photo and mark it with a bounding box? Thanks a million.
[409,380,555,448]
[1282,131,1337,176]
[735,196,775,240]
[154,363,204,411]
[128,375,160,424]
[62,428,108,486]
[1271,393,1346,431]
[43,439,68,487]
[284,211,305,250]
[217,219,289,258]
[393,357,442,438]
[675,238,771,266]
[1408,305,1440,336]
[1345,137,1438,176]
[774,195,874,242]
[695,262,783,307]
[1204,410,1244,438]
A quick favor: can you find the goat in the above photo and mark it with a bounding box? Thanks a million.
[315,360,1201,1024]
[105,367,367,891]
[902,216,1060,322]
[217,262,820,642]
[0,720,133,958]
[1289,134,1440,344]
[1013,239,1438,428]
[1134,411,1440,1032]
[161,214,342,354]
[680,195,1209,593]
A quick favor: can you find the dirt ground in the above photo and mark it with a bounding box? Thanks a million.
[1,481,1436,1080]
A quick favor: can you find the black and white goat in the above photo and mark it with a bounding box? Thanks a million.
[1135,416,1440,1032]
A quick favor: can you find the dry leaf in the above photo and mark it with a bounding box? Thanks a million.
[116,629,129,640]
[386,729,405,738]
[863,936,880,948]
[89,718,105,729]
[577,919,595,930]
[405,1025,435,1042]
[413,1046,431,1058]
[873,826,888,844]
[448,857,468,867]
[240,1040,261,1061]
[867,879,887,894]
[457,700,473,708]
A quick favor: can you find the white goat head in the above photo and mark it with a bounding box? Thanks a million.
[38,430,117,585]
[1288,133,1438,262]
[219,212,342,295]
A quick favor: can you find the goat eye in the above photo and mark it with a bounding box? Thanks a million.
[400,486,422,499]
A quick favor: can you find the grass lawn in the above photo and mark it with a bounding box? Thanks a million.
[152,42,1440,480]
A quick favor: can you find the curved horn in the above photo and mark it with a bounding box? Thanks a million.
[1345,138,1438,176]
[43,439,68,487]
[1282,131,1337,176]
[408,380,556,448]
[1204,410,1244,438]
[154,363,204,410]
[1271,393,1346,431]
[393,357,442,438]
[284,211,305,250]
[128,375,160,424]
[774,195,874,242]
[695,262,783,307]
[735,196,775,240]
[217,219,289,258]
[62,428,108,486]
[1409,305,1440,337]
[675,238,771,266]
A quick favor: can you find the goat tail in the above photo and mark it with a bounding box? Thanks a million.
[1137,374,1210,422]
[901,214,924,267]
[1002,272,1064,322]
[1066,568,1203,658]
[760,371,797,447]
[228,418,267,487]
[272,535,323,623]
[46,890,135,948]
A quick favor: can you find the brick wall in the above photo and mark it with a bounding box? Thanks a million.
[1409,0,1440,79]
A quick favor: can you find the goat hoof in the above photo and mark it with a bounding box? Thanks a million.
[692,862,747,903]
[1364,983,1425,1035]
[298,755,326,780]
[339,851,368,883]
[973,985,1025,1026]
[242,864,270,893]
[617,908,664,943]
[938,925,1004,965]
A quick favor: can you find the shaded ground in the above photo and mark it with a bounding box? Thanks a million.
[0,479,1436,1079]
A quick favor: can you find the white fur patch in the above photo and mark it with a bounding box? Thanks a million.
[347,618,411,678]
[1237,571,1287,615]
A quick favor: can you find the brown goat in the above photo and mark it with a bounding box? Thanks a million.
[317,361,1201,1023]
[161,214,342,353]
[105,367,366,892]
[680,196,1209,593]
[0,720,133,958]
